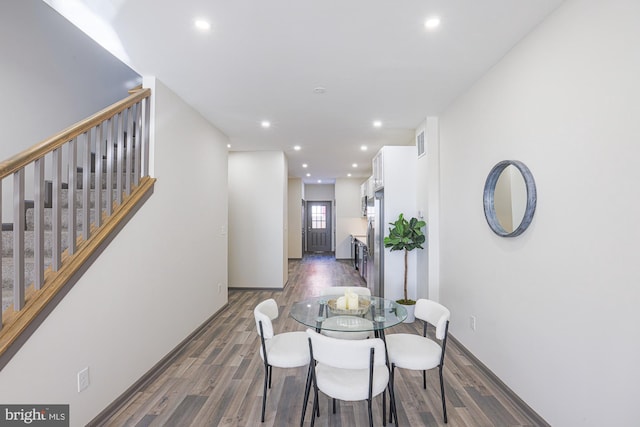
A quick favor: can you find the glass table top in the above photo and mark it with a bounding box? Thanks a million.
[289,295,407,332]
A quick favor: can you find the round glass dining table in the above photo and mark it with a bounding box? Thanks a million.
[289,295,407,337]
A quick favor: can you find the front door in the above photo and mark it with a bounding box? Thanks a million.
[306,201,332,252]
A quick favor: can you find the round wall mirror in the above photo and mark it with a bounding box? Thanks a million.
[483,160,536,237]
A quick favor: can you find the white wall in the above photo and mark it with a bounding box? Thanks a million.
[298,181,367,259]
[0,77,229,426]
[335,178,367,259]
[437,1,640,425]
[288,178,303,259]
[228,151,287,288]
[415,122,428,299]
[282,159,289,281]
[413,118,442,302]
[0,0,140,221]
[380,146,418,300]
[304,184,335,201]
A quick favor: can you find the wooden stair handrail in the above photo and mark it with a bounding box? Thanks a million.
[0,88,151,180]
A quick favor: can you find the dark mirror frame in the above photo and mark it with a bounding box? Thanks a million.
[483,160,537,237]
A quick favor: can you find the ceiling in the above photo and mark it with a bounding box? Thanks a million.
[45,0,564,184]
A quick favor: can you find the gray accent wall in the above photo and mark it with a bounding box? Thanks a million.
[0,0,140,157]
[0,0,141,221]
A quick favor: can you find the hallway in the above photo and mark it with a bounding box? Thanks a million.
[98,255,543,426]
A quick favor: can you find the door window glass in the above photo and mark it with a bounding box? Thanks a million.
[311,205,327,229]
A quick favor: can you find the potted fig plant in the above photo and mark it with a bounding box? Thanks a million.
[383,213,426,323]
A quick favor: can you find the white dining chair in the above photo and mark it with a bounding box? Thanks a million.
[304,328,397,427]
[385,298,450,423]
[319,286,374,340]
[254,298,310,423]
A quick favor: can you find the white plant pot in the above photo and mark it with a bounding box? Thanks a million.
[399,302,416,323]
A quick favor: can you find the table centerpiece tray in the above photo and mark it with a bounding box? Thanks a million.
[326,297,371,316]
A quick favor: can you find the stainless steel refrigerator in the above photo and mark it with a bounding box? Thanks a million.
[366,190,384,297]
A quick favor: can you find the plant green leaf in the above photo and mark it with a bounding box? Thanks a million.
[383,213,427,301]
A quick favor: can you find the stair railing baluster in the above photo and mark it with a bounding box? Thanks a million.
[13,169,25,310]
[34,158,45,290]
[94,121,104,228]
[67,138,77,256]
[106,116,115,216]
[142,96,150,177]
[134,101,142,187]
[125,106,133,197]
[52,148,62,272]
[82,130,92,241]
[116,111,124,206]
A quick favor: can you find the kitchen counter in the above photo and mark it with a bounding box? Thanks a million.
[351,234,367,244]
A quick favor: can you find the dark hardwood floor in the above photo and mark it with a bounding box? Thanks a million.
[98,254,542,426]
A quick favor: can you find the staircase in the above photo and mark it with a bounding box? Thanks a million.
[0,88,155,369]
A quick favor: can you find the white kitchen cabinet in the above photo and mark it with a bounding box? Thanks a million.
[372,150,384,190]
[360,180,368,216]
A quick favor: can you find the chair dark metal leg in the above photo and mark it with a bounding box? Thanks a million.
[307,337,321,419]
[261,363,269,422]
[388,367,399,426]
[389,364,395,424]
[391,386,399,426]
[439,365,448,423]
[368,399,374,427]
[301,364,313,426]
[382,388,387,426]
[268,365,273,388]
[333,398,336,414]
[310,369,320,427]
[310,395,317,427]
[423,370,426,389]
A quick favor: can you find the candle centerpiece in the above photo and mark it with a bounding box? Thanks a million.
[328,288,370,315]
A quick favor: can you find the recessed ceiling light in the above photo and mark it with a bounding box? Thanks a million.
[261,120,271,128]
[317,180,322,183]
[302,163,308,168]
[293,145,301,151]
[373,121,382,128]
[306,173,311,177]
[227,144,231,148]
[361,145,368,151]
[347,173,352,177]
[352,163,358,168]
[424,17,441,30]
[313,87,326,94]
[194,19,211,31]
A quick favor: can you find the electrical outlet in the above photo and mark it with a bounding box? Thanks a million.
[77,367,90,392]
[470,316,477,331]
